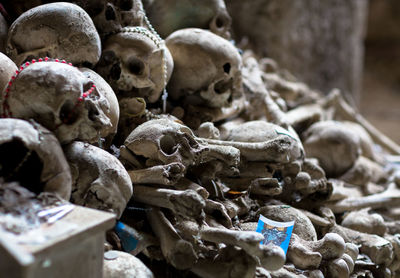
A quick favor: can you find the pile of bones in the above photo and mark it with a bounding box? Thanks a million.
[1,1,400,278]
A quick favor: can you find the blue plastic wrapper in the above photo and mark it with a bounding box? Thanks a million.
[256,215,295,255]
[114,221,139,253]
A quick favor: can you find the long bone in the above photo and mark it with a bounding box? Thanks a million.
[128,162,185,185]
[328,182,400,213]
[147,207,197,269]
[133,185,205,220]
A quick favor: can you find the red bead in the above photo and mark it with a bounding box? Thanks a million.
[38,58,43,62]
[68,63,72,66]
[20,66,23,70]
[32,59,36,63]
[55,59,59,62]
[15,70,19,74]
[8,81,12,86]
[78,97,83,102]
[45,57,49,61]
[11,76,15,80]
[25,62,30,66]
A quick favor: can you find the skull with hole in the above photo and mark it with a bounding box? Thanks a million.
[4,60,112,144]
[95,27,174,104]
[166,28,244,127]
[0,118,71,200]
[123,118,208,169]
[64,142,132,218]
[73,0,146,37]
[6,2,101,67]
[143,0,232,39]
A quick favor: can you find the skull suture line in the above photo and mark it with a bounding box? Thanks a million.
[2,58,112,144]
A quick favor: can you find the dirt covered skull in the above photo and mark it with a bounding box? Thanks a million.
[6,2,101,66]
[96,27,173,103]
[123,118,207,168]
[166,28,242,109]
[64,142,132,218]
[3,60,112,144]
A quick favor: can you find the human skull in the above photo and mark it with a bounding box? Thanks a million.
[0,53,17,99]
[143,0,232,39]
[64,141,133,218]
[166,28,243,109]
[96,27,174,103]
[0,118,72,200]
[3,59,112,144]
[73,0,146,37]
[6,2,101,67]
[123,118,208,168]
[302,121,361,178]
[79,68,120,142]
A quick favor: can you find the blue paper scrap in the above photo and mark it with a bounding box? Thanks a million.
[115,221,139,253]
[256,215,295,255]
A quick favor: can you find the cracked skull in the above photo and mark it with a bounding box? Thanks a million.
[0,118,72,200]
[96,27,174,103]
[6,2,101,67]
[166,28,243,109]
[64,141,133,218]
[3,60,112,144]
[123,118,208,168]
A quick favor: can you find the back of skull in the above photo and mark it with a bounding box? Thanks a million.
[6,2,101,66]
[96,27,173,103]
[124,118,204,167]
[6,61,111,144]
[166,28,242,108]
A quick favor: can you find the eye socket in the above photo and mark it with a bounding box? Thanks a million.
[160,134,177,155]
[215,16,225,28]
[127,57,145,76]
[60,100,80,125]
[223,63,231,74]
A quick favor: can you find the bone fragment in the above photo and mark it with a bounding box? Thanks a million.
[128,162,185,185]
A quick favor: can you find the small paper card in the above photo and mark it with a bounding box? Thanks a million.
[256,215,295,255]
[114,221,139,253]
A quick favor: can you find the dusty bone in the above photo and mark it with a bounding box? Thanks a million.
[202,130,303,163]
[204,199,233,228]
[327,89,400,155]
[191,246,257,278]
[339,156,387,187]
[322,257,350,278]
[0,118,72,199]
[258,205,317,241]
[197,122,221,139]
[6,61,112,144]
[7,2,101,66]
[221,197,251,218]
[241,54,289,128]
[103,250,154,278]
[133,185,205,220]
[287,233,346,269]
[173,178,209,199]
[302,120,361,177]
[328,182,400,213]
[0,53,17,96]
[341,208,387,236]
[147,207,197,269]
[330,224,393,266]
[144,0,232,39]
[249,178,282,196]
[64,142,132,218]
[123,118,240,170]
[199,226,286,271]
[74,0,146,37]
[96,26,174,103]
[128,162,185,185]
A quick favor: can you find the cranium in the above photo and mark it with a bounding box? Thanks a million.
[64,141,133,218]
[3,59,112,144]
[166,28,243,117]
[143,0,232,39]
[0,53,17,99]
[73,0,146,37]
[0,118,71,200]
[96,26,174,103]
[302,120,361,177]
[6,2,101,67]
[123,118,207,168]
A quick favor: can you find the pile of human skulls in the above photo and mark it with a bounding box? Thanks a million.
[1,1,400,278]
